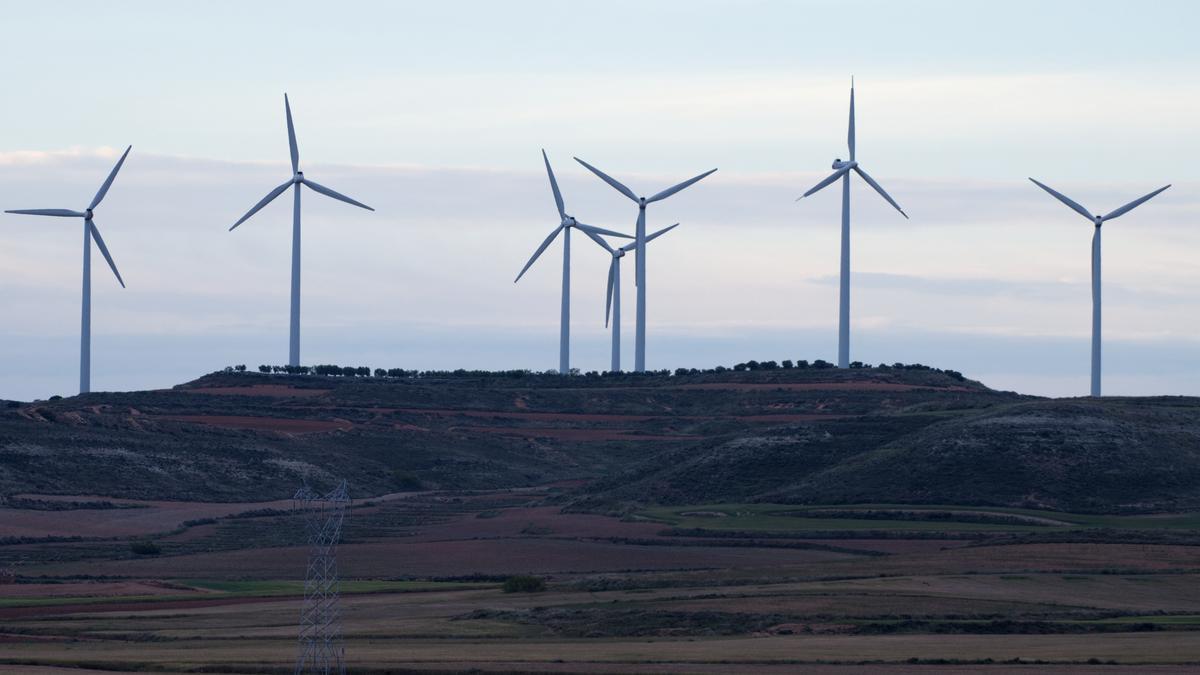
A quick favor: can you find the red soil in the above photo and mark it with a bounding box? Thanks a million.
[455,426,702,441]
[154,414,352,434]
[393,408,668,423]
[402,506,666,542]
[0,580,190,599]
[0,595,276,620]
[1,491,416,538]
[393,408,841,424]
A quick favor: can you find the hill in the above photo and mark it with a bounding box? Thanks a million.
[3,365,1199,512]
[578,395,1200,513]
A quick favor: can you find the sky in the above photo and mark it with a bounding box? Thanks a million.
[1,0,1198,400]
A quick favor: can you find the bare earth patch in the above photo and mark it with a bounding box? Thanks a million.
[153,414,352,434]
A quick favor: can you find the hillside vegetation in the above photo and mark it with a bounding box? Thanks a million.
[3,366,1198,512]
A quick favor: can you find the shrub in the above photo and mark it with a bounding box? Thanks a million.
[393,471,423,491]
[502,575,546,593]
[130,540,162,556]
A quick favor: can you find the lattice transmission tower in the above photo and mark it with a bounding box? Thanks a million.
[293,479,350,675]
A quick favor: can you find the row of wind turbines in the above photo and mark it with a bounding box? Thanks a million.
[514,81,1171,398]
[7,95,373,394]
[6,83,1172,398]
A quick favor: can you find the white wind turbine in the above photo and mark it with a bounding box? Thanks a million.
[581,223,678,373]
[6,146,131,394]
[574,158,716,372]
[229,94,374,367]
[797,79,907,368]
[514,150,630,374]
[1029,178,1170,397]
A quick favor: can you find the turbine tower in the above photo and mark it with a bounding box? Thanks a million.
[581,224,678,372]
[230,94,374,367]
[574,158,716,372]
[798,79,907,368]
[514,150,630,374]
[6,146,131,394]
[1029,178,1170,397]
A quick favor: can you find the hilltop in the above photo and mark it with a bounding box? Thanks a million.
[2,364,1199,512]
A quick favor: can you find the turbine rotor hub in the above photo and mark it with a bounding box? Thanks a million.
[84,208,93,219]
[293,171,304,184]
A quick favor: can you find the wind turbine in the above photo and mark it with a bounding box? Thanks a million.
[1028,178,1170,397]
[6,146,131,395]
[581,223,678,372]
[574,158,716,372]
[797,79,907,368]
[229,94,374,367]
[514,150,630,374]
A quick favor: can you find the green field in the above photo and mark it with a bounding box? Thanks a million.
[640,503,1200,533]
[0,579,490,608]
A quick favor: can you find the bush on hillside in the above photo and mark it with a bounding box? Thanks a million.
[130,540,161,556]
[503,575,546,593]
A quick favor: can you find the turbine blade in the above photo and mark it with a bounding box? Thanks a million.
[574,157,638,203]
[5,208,86,217]
[647,168,718,203]
[580,227,615,253]
[848,80,856,162]
[644,222,680,243]
[797,167,850,200]
[285,94,299,174]
[575,222,632,239]
[1101,184,1171,222]
[230,180,292,231]
[302,178,374,211]
[605,258,616,328]
[853,166,908,219]
[514,225,563,283]
[1029,178,1094,222]
[89,145,132,210]
[87,218,124,288]
[542,149,565,219]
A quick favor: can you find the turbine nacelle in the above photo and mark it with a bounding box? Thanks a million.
[292,171,304,184]
[1094,215,1104,227]
[84,208,94,219]
[832,159,857,170]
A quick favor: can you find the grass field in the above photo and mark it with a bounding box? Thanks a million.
[639,503,1200,533]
